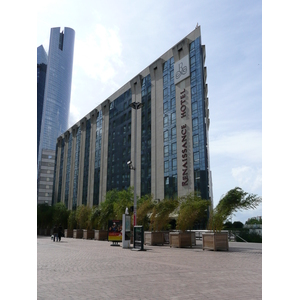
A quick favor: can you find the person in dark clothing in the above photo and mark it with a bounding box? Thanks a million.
[53,225,58,242]
[58,224,63,242]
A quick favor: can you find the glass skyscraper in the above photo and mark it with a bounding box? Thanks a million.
[37,27,75,169]
[37,45,48,163]
[52,27,213,213]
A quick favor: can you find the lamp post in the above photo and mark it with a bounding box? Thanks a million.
[129,101,143,226]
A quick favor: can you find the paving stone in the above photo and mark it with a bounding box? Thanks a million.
[37,236,262,299]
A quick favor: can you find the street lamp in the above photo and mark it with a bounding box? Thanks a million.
[129,101,143,226]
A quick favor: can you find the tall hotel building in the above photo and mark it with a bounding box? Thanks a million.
[53,27,213,210]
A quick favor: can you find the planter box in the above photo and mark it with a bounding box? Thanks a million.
[169,231,194,248]
[73,229,83,239]
[144,231,165,245]
[64,229,73,238]
[94,230,108,241]
[202,232,229,251]
[83,230,94,239]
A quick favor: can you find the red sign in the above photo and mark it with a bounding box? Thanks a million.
[108,220,122,242]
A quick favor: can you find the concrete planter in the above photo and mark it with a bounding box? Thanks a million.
[169,231,194,248]
[73,229,83,239]
[83,229,94,239]
[94,230,108,241]
[64,229,73,238]
[202,232,229,251]
[144,231,165,245]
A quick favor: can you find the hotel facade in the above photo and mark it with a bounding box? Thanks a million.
[52,27,213,210]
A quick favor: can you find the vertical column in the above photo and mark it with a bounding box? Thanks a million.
[130,75,142,199]
[99,100,110,204]
[172,38,195,198]
[60,131,70,205]
[87,109,98,207]
[53,137,62,205]
[68,125,78,210]
[149,59,164,201]
[77,117,86,206]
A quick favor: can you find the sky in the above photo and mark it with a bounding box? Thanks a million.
[36,0,262,224]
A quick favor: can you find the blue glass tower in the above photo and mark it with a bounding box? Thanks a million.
[37,45,48,163]
[38,27,75,168]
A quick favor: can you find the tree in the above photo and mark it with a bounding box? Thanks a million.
[88,206,101,230]
[208,187,262,232]
[113,187,134,220]
[137,194,156,230]
[98,198,115,230]
[150,198,179,231]
[75,205,91,229]
[37,203,53,228]
[68,210,77,230]
[176,193,210,231]
[52,202,69,229]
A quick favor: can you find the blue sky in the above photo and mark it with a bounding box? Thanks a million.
[36,0,262,223]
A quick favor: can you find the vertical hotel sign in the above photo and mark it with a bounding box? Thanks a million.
[174,55,190,187]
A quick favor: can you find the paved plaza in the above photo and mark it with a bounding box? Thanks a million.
[37,235,262,300]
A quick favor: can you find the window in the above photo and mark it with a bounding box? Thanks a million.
[172,142,177,155]
[171,98,176,109]
[191,56,196,67]
[192,118,198,130]
[191,86,197,95]
[170,70,174,80]
[164,130,168,142]
[163,62,168,71]
[163,88,168,98]
[193,134,199,147]
[190,41,195,51]
[164,115,168,127]
[164,101,168,113]
[164,161,169,172]
[191,70,196,81]
[194,152,200,164]
[192,102,198,114]
[164,145,169,156]
[171,112,176,124]
[172,158,177,171]
[163,75,168,85]
[170,84,175,94]
[171,127,176,139]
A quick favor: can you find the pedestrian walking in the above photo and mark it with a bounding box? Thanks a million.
[58,224,63,242]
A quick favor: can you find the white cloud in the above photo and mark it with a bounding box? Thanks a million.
[74,24,123,82]
[210,130,262,163]
[231,165,262,192]
[68,102,81,128]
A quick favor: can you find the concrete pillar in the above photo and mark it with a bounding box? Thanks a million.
[77,117,86,206]
[87,109,98,207]
[99,100,110,203]
[149,58,165,201]
[68,125,78,210]
[130,75,143,199]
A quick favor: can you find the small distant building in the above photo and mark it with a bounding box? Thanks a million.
[37,149,56,205]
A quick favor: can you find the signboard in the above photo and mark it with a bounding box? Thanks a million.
[133,226,144,251]
[108,220,122,242]
[174,55,190,85]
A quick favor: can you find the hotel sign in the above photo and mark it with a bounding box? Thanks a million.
[180,89,188,186]
[174,55,190,85]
